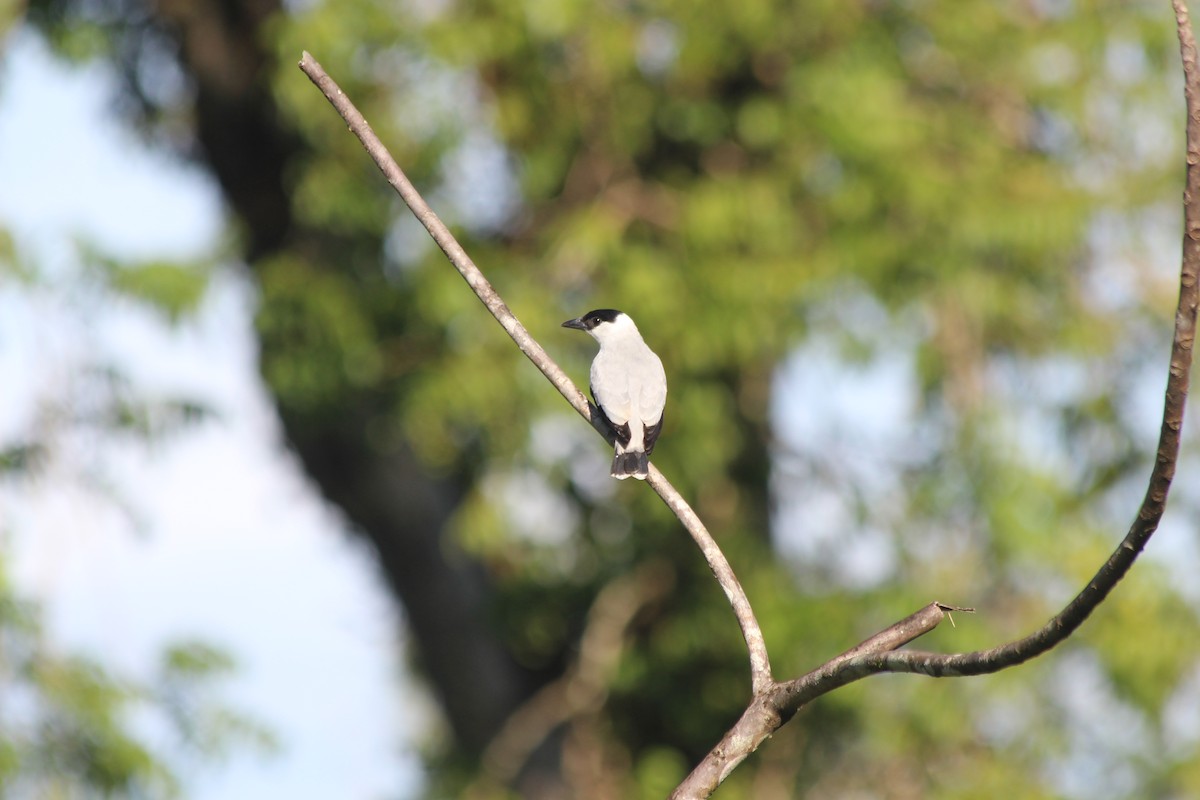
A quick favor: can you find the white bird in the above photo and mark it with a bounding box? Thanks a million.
[562,309,667,480]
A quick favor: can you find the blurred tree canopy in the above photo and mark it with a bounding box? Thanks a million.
[0,229,275,795]
[10,0,1200,797]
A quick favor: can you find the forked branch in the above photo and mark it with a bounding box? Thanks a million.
[800,0,1200,684]
[672,2,1200,796]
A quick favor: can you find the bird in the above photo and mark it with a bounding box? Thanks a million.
[562,309,667,480]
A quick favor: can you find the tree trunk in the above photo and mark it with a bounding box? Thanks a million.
[136,0,540,759]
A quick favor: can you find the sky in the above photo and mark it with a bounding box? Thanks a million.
[0,29,427,799]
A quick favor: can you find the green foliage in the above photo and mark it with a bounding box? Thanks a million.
[24,655,175,796]
[86,250,212,324]
[634,746,688,799]
[0,233,214,452]
[0,563,273,797]
[0,444,45,476]
[0,1,21,38]
[0,228,28,280]
[257,253,385,414]
[157,642,280,761]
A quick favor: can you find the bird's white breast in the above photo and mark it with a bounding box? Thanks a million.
[591,336,666,426]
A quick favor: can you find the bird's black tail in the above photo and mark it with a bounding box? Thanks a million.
[612,450,649,480]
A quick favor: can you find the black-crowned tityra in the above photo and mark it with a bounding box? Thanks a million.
[562,309,667,480]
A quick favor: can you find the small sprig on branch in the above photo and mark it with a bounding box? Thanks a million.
[299,2,1199,794]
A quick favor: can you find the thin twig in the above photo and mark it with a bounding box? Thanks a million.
[783,0,1200,691]
[297,50,774,693]
[833,0,1200,683]
[828,603,965,667]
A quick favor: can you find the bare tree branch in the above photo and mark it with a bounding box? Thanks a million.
[814,0,1200,684]
[646,468,773,691]
[673,4,1200,796]
[299,2,1200,792]
[669,601,958,799]
[297,51,773,694]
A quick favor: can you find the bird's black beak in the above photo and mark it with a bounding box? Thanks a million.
[562,318,587,330]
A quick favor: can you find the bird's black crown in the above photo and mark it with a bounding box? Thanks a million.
[565,308,622,331]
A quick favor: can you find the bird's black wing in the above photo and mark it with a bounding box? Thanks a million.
[644,411,664,456]
[590,382,631,447]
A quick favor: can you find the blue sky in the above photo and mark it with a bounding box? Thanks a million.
[0,29,425,799]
